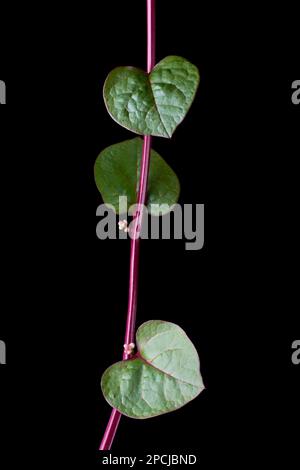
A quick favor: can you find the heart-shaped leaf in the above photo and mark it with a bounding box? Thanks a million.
[94,138,180,215]
[103,56,200,138]
[101,320,204,419]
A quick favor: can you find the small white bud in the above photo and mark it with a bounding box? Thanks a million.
[118,219,128,231]
[123,343,135,354]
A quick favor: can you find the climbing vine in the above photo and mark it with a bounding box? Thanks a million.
[95,0,204,450]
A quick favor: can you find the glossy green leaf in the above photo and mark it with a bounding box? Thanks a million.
[94,138,180,215]
[103,56,200,138]
[101,321,204,419]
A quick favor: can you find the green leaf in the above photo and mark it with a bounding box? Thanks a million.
[94,138,180,216]
[103,56,200,138]
[101,321,204,419]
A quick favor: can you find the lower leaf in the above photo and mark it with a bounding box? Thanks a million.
[101,320,204,419]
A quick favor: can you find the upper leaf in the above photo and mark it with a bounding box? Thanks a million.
[103,56,200,138]
[101,321,204,419]
[94,138,180,215]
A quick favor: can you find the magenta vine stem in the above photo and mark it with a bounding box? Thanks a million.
[99,0,156,451]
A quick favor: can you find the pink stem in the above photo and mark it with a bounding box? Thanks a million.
[147,0,156,72]
[99,0,156,451]
[99,409,121,451]
[123,135,152,357]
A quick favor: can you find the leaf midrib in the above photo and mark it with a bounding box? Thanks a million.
[136,353,197,388]
[148,74,170,138]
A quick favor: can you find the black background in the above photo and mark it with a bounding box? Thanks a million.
[0,0,299,467]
